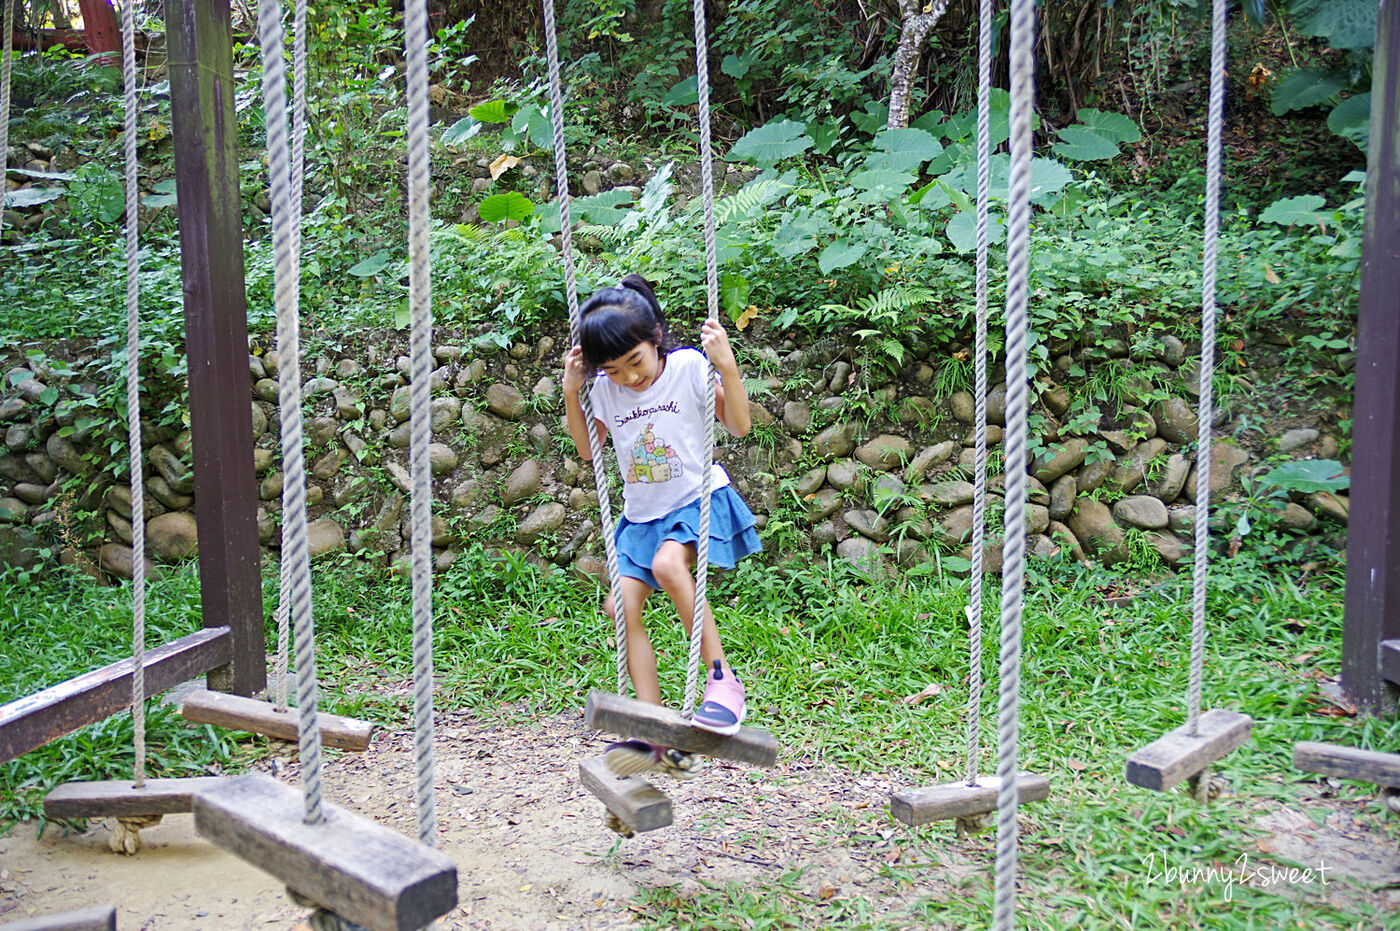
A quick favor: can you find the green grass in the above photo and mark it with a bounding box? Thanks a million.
[2,550,1395,927]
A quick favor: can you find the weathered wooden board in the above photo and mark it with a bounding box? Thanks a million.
[1125,709,1252,792]
[0,904,116,931]
[891,773,1051,827]
[583,690,778,767]
[44,776,227,819]
[179,690,375,751]
[1294,741,1400,787]
[578,756,673,833]
[192,773,456,931]
[0,627,232,764]
[43,776,228,819]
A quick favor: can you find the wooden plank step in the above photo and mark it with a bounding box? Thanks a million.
[44,776,228,819]
[180,690,375,751]
[1125,708,1252,792]
[891,773,1051,828]
[192,772,456,931]
[0,905,116,931]
[1294,741,1400,787]
[583,690,778,767]
[578,757,672,834]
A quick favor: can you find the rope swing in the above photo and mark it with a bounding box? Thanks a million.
[1124,0,1252,801]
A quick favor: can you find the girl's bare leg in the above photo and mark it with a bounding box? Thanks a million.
[605,578,661,704]
[650,540,726,670]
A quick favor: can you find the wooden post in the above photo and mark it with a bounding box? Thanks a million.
[165,0,265,698]
[73,0,119,58]
[1341,0,1400,716]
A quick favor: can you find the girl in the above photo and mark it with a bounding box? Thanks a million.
[562,275,761,777]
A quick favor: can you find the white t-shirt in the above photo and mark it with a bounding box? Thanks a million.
[589,347,731,523]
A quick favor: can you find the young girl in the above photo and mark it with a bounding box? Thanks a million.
[562,275,761,777]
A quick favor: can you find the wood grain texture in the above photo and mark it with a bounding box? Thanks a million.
[0,627,232,764]
[890,774,1051,827]
[179,690,375,751]
[583,690,778,767]
[44,776,228,818]
[192,773,457,931]
[1125,709,1252,791]
[0,905,116,931]
[1294,741,1400,786]
[578,757,673,833]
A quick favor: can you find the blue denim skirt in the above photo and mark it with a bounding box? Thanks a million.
[614,486,762,589]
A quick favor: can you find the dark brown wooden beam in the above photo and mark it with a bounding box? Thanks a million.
[1124,709,1252,792]
[1342,0,1400,716]
[165,0,265,698]
[0,627,231,764]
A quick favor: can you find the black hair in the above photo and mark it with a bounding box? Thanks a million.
[578,274,678,370]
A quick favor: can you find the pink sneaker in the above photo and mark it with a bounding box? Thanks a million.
[691,661,746,735]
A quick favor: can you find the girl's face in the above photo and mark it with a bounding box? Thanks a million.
[599,340,662,392]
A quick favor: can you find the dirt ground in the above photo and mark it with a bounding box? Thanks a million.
[2,710,1399,930]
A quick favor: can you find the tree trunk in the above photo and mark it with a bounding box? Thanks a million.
[887,0,950,130]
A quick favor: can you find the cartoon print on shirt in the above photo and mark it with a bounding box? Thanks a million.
[623,423,683,484]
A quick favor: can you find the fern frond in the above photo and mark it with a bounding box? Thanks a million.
[714,177,794,224]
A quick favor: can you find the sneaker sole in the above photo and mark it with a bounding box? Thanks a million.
[689,715,744,736]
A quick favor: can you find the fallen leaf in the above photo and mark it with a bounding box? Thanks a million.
[489,153,521,180]
[735,304,760,330]
[1264,266,1281,284]
[818,882,838,901]
[901,682,943,705]
[1067,759,1087,772]
[884,846,903,864]
[519,883,533,892]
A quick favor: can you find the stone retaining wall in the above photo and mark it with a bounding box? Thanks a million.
[0,327,1351,581]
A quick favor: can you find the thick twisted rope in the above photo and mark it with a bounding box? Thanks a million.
[681,0,721,719]
[965,0,993,788]
[540,0,630,695]
[403,0,439,848]
[275,0,308,716]
[119,0,147,789]
[256,0,323,825]
[0,0,13,237]
[274,0,309,716]
[995,0,1035,927]
[1188,0,1227,737]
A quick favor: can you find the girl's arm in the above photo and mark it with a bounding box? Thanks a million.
[562,346,608,458]
[701,319,751,438]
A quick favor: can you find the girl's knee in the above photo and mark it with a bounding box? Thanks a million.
[651,548,692,588]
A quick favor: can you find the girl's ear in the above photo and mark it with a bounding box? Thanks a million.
[652,325,664,346]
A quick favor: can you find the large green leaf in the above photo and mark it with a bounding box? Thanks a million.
[1052,126,1120,161]
[572,188,635,226]
[661,76,698,107]
[1258,194,1326,226]
[442,116,483,146]
[817,239,868,275]
[468,99,517,123]
[1270,68,1348,115]
[770,213,825,259]
[1293,0,1377,50]
[865,128,944,173]
[478,191,534,223]
[1073,109,1141,144]
[348,252,394,276]
[728,119,813,167]
[850,168,916,205]
[1028,158,1074,204]
[945,210,1005,253]
[721,272,751,322]
[1262,459,1349,494]
[511,104,553,151]
[1327,93,1371,151]
[3,187,65,209]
